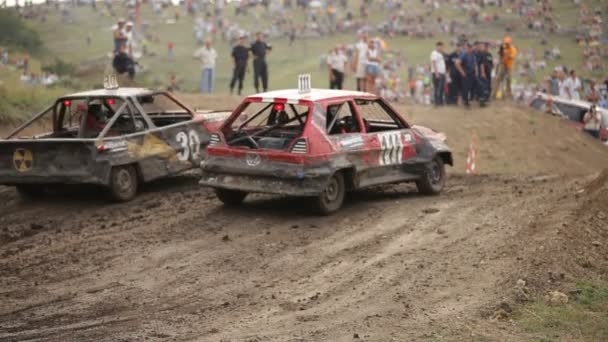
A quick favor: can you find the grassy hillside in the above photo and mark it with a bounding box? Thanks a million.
[0,0,606,124]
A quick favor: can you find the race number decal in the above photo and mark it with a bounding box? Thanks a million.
[188,130,201,159]
[176,130,201,161]
[379,132,404,166]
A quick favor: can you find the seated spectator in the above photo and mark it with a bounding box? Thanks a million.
[582,105,601,138]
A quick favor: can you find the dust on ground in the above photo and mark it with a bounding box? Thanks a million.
[0,99,607,341]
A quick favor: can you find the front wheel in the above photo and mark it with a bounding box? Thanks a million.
[314,172,345,215]
[108,165,138,202]
[215,188,248,206]
[416,156,445,195]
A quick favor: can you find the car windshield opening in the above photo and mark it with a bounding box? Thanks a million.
[226,101,309,150]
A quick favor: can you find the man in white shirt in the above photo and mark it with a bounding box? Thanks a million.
[353,32,368,91]
[327,45,348,89]
[193,40,217,94]
[563,70,581,100]
[430,41,447,105]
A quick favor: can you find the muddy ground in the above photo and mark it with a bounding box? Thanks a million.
[1,101,607,341]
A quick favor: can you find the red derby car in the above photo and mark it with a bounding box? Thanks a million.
[200,82,452,214]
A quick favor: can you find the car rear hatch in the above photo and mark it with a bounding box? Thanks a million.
[0,140,109,185]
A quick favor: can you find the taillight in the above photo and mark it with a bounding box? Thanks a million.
[290,139,308,154]
[209,133,221,146]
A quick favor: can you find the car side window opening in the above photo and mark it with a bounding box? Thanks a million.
[326,102,360,135]
[355,99,406,133]
[138,93,193,127]
[226,101,309,150]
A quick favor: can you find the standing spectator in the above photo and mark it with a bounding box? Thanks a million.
[353,32,368,91]
[563,70,581,100]
[113,19,128,53]
[250,32,272,93]
[456,43,478,108]
[22,54,29,74]
[125,22,134,56]
[113,44,136,79]
[167,41,175,61]
[582,105,601,138]
[492,36,517,100]
[548,69,560,96]
[193,40,217,94]
[477,42,494,105]
[430,41,446,106]
[586,80,600,103]
[230,35,249,96]
[445,44,462,105]
[365,40,381,94]
[327,45,348,89]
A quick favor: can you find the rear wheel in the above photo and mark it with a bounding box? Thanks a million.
[216,188,248,206]
[108,165,138,202]
[416,156,445,195]
[314,172,345,215]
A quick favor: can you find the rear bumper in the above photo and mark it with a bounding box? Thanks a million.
[0,169,110,186]
[199,157,332,196]
[200,172,329,196]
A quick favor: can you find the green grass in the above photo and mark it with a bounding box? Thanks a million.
[1,0,605,122]
[516,282,608,342]
[28,0,607,93]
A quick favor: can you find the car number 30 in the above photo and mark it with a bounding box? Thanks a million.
[176,130,201,161]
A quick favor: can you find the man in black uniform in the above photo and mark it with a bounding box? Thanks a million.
[250,32,272,93]
[477,42,494,105]
[445,44,462,105]
[112,44,136,79]
[230,35,249,95]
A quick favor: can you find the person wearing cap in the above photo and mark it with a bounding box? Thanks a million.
[430,41,446,106]
[250,32,272,93]
[492,36,517,100]
[230,35,249,95]
[113,19,128,53]
[193,39,218,94]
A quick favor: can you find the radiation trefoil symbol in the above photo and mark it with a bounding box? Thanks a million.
[13,148,33,172]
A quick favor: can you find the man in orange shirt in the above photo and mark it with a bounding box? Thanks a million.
[492,36,517,99]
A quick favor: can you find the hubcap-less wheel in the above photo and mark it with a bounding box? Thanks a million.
[109,165,138,202]
[429,159,442,185]
[416,156,445,195]
[322,177,339,204]
[315,172,345,215]
[115,169,133,194]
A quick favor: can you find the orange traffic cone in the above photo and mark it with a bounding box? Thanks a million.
[465,133,478,174]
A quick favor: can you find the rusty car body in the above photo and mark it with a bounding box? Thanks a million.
[0,87,229,201]
[199,88,453,214]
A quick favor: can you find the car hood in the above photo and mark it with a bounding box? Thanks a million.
[412,125,447,143]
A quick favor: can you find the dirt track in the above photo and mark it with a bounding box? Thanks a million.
[1,101,607,341]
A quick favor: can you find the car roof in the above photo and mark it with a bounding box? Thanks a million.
[248,89,376,103]
[63,87,155,98]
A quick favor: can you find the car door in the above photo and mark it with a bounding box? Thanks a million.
[352,98,417,187]
[324,100,367,167]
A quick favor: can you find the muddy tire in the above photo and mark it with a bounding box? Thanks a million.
[16,185,45,199]
[314,172,345,215]
[216,188,248,206]
[108,165,138,202]
[416,156,445,195]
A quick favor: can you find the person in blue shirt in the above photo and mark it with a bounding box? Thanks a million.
[455,43,478,108]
